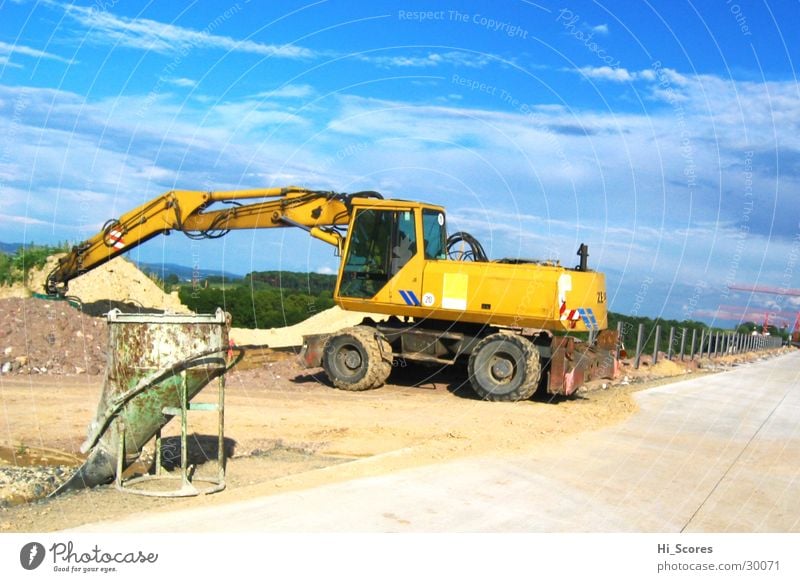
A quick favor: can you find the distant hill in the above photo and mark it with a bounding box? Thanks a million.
[0,242,22,254]
[0,242,243,282]
[135,261,244,282]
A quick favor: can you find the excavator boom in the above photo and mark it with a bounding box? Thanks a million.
[45,187,379,295]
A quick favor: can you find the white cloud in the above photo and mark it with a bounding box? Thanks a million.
[0,40,72,64]
[56,4,502,71]
[0,55,24,69]
[3,61,800,311]
[0,213,51,226]
[254,85,315,99]
[162,77,197,88]
[576,66,634,82]
[361,51,495,69]
[592,24,609,35]
[63,4,315,59]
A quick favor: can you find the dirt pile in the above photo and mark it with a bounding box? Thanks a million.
[0,297,108,376]
[24,255,189,315]
[230,306,381,348]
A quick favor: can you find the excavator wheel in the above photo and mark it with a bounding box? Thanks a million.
[468,333,541,402]
[322,326,393,391]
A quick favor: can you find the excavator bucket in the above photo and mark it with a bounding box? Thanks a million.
[51,309,230,495]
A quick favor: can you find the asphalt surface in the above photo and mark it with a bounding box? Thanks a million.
[69,351,800,532]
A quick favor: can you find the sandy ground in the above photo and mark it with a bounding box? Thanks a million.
[1,343,790,531]
[0,266,791,532]
[0,348,653,532]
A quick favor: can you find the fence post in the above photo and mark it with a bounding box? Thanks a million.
[653,324,661,364]
[634,323,644,369]
[698,329,705,360]
[667,327,675,360]
[690,329,697,360]
[679,327,687,361]
[615,321,623,360]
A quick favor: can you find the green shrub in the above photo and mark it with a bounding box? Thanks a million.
[0,243,67,286]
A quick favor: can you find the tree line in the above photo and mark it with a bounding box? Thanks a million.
[178,273,336,329]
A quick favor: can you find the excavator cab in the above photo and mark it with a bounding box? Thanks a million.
[335,200,447,307]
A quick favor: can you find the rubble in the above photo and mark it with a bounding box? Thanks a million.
[0,297,108,376]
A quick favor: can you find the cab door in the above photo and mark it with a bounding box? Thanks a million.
[336,207,422,308]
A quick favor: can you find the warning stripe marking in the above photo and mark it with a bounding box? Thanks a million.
[561,302,599,330]
[107,229,125,250]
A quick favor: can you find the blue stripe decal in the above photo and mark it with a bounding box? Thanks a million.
[578,308,593,329]
[587,308,598,328]
[407,291,421,306]
[578,309,598,329]
[398,290,412,305]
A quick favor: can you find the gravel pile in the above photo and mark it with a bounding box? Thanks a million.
[0,466,71,509]
[0,297,108,376]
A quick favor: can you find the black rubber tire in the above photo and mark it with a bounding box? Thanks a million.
[468,333,541,402]
[322,326,392,391]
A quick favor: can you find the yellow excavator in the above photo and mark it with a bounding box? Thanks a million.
[46,186,618,402]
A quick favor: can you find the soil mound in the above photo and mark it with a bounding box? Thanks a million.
[25,255,189,315]
[0,297,108,376]
[230,306,380,348]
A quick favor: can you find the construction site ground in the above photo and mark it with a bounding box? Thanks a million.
[2,343,790,532]
[0,260,795,532]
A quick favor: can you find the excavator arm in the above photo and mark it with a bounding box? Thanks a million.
[45,187,381,296]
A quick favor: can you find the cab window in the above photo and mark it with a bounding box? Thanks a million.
[339,209,418,298]
[423,209,447,260]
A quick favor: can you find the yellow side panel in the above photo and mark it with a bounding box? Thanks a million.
[336,258,608,332]
[442,273,468,310]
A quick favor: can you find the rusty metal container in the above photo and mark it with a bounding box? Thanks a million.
[53,309,229,495]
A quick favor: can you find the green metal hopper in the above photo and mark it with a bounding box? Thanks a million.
[52,309,231,495]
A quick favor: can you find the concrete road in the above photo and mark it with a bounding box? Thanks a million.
[70,352,800,532]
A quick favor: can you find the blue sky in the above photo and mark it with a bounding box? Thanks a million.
[1,0,799,325]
